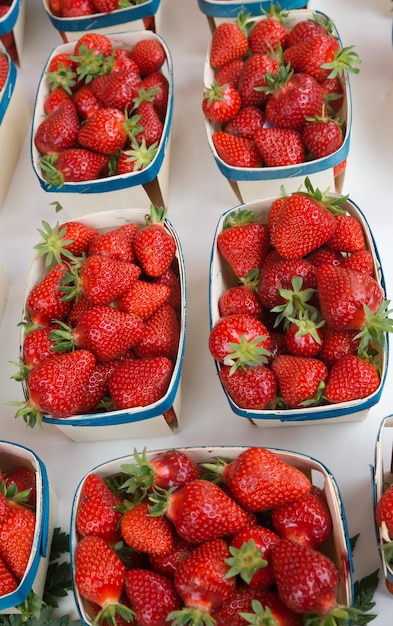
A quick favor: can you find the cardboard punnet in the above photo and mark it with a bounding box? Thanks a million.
[0,441,56,613]
[204,9,351,201]
[42,0,162,43]
[20,208,186,443]
[69,446,354,625]
[30,31,173,219]
[209,193,388,426]
[0,0,26,65]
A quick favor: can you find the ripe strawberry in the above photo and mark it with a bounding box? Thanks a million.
[129,38,166,76]
[249,5,289,55]
[210,17,249,68]
[0,554,18,597]
[117,139,158,174]
[303,113,343,159]
[45,53,78,94]
[16,349,96,426]
[133,206,176,277]
[215,59,244,89]
[214,588,303,626]
[272,354,328,408]
[215,447,311,512]
[148,535,193,578]
[321,75,345,115]
[219,362,277,410]
[0,500,36,580]
[376,483,393,538]
[325,354,380,403]
[124,568,181,626]
[153,268,181,312]
[91,68,142,110]
[88,223,138,263]
[73,32,113,57]
[224,105,266,140]
[121,501,174,555]
[118,280,170,320]
[217,209,269,278]
[305,246,342,269]
[326,214,366,253]
[76,472,123,544]
[257,251,316,310]
[22,325,57,369]
[91,0,119,11]
[74,535,133,624]
[286,15,335,47]
[0,52,8,92]
[237,53,280,108]
[285,314,324,357]
[271,486,332,548]
[78,255,141,305]
[44,86,71,115]
[254,127,305,167]
[3,466,37,508]
[76,361,115,413]
[108,356,173,409]
[131,100,164,147]
[78,107,128,154]
[34,99,80,155]
[26,262,72,327]
[61,0,95,17]
[35,219,99,265]
[228,524,280,588]
[141,71,169,120]
[203,81,241,123]
[212,131,262,168]
[218,270,263,319]
[209,313,271,369]
[341,249,374,275]
[317,327,359,369]
[134,302,179,361]
[283,34,340,82]
[73,83,102,119]
[39,149,109,187]
[271,538,339,614]
[149,479,249,543]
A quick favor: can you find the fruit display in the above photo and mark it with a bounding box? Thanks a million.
[209,179,391,425]
[42,0,162,42]
[70,446,355,626]
[373,416,393,594]
[203,7,359,201]
[0,440,55,612]
[31,29,173,215]
[12,206,186,442]
[0,0,25,65]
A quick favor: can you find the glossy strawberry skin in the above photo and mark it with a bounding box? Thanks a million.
[324,354,380,403]
[217,218,269,279]
[134,223,176,278]
[283,34,340,83]
[121,502,174,556]
[22,326,57,368]
[34,99,80,155]
[210,21,249,68]
[237,53,280,108]
[224,105,266,140]
[80,255,141,305]
[76,473,123,544]
[219,363,277,410]
[303,117,343,159]
[218,285,264,319]
[254,127,305,167]
[91,68,141,110]
[0,555,18,597]
[77,107,128,155]
[271,354,328,409]
[257,251,316,309]
[212,131,263,169]
[129,39,166,76]
[203,83,242,124]
[376,483,393,537]
[0,503,36,580]
[124,568,181,626]
[3,466,37,508]
[265,73,325,132]
[60,220,99,257]
[249,17,289,55]
[48,148,109,184]
[134,302,179,361]
[26,263,72,327]
[118,281,170,320]
[108,356,173,409]
[230,524,280,588]
[208,313,271,363]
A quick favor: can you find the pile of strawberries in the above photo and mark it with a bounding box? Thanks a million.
[203,6,360,172]
[33,31,170,187]
[47,0,155,23]
[0,463,37,598]
[72,446,360,625]
[12,205,182,428]
[209,178,392,413]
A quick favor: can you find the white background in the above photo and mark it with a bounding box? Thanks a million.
[1,0,393,621]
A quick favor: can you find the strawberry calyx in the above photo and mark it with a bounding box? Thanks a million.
[38,154,66,190]
[145,204,167,226]
[166,607,217,626]
[272,276,319,330]
[118,447,157,496]
[33,219,78,267]
[303,604,372,626]
[48,320,76,352]
[225,539,268,584]
[355,301,393,362]
[299,379,326,407]
[120,138,158,170]
[9,400,44,429]
[261,63,294,97]
[239,268,260,291]
[239,598,283,625]
[200,456,227,483]
[298,176,348,215]
[132,85,161,109]
[10,359,33,382]
[321,45,361,83]
[45,62,77,95]
[223,208,256,229]
[0,480,33,508]
[70,44,115,83]
[148,484,176,517]
[224,333,271,373]
[287,311,325,344]
[203,80,233,106]
[235,8,254,38]
[93,601,135,626]
[261,1,289,23]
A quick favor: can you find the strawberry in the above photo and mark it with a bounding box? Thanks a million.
[113,48,140,74]
[215,588,303,626]
[212,447,311,512]
[118,280,170,320]
[224,105,266,140]
[286,15,335,47]
[325,214,366,253]
[208,313,271,369]
[212,131,262,168]
[0,52,8,92]
[0,554,18,597]
[91,68,142,110]
[302,113,343,159]
[227,524,280,588]
[121,501,174,555]
[134,302,179,361]
[73,32,113,57]
[376,483,393,538]
[72,83,102,119]
[45,53,78,94]
[148,479,249,543]
[141,71,169,120]
[271,486,332,548]
[219,362,277,410]
[341,249,374,275]
[35,219,98,264]
[248,5,289,55]
[124,568,181,626]
[317,327,360,369]
[3,466,37,508]
[129,38,166,76]
[237,53,280,108]
[324,354,381,403]
[26,262,72,327]
[78,255,141,305]
[202,81,241,123]
[321,75,345,116]
[76,472,123,544]
[39,149,108,187]
[108,356,174,409]
[44,86,71,115]
[16,349,96,426]
[76,361,115,413]
[131,100,164,147]
[283,34,340,82]
[305,246,342,269]
[271,354,328,408]
[91,0,119,10]
[74,535,133,624]
[78,107,128,155]
[218,270,263,319]
[148,535,193,578]
[22,325,57,369]
[117,139,158,175]
[209,15,249,68]
[34,99,80,155]
[271,538,339,614]
[284,314,324,358]
[88,223,138,263]
[216,209,269,278]
[61,0,95,17]
[133,206,176,277]
[153,268,181,312]
[257,251,316,310]
[254,127,305,167]
[0,499,36,580]
[215,59,244,89]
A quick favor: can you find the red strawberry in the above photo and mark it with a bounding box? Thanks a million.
[124,568,181,626]
[326,214,366,253]
[131,100,164,147]
[17,349,96,426]
[305,246,342,269]
[91,0,119,11]
[148,535,193,578]
[133,206,176,277]
[224,105,266,140]
[141,71,169,120]
[34,99,80,155]
[78,107,128,155]
[283,34,340,82]
[129,39,166,76]
[271,486,332,548]
[272,354,328,408]
[202,81,241,123]
[254,127,305,167]
[213,587,303,626]
[210,18,249,68]
[35,220,98,265]
[74,535,133,624]
[22,325,57,368]
[271,538,339,614]
[39,149,108,186]
[45,53,78,94]
[118,280,170,320]
[91,68,142,110]
[61,0,95,17]
[321,75,345,115]
[73,83,102,119]
[121,502,174,556]
[216,447,311,512]
[108,356,173,409]
[79,255,141,305]
[26,262,72,327]
[73,32,113,57]
[249,6,289,54]
[257,251,316,310]
[341,250,374,275]
[303,114,343,159]
[3,466,37,508]
[376,483,393,537]
[237,53,280,108]
[77,361,115,413]
[0,555,18,597]
[317,327,360,369]
[0,500,36,580]
[325,354,380,403]
[285,314,324,358]
[215,59,244,89]
[219,362,277,410]
[0,52,8,92]
[117,139,158,174]
[265,72,325,132]
[228,524,280,588]
[134,302,179,361]
[209,313,271,368]
[43,86,71,115]
[212,131,262,168]
[218,270,264,319]
[217,209,269,278]
[76,472,123,544]
[153,268,181,312]
[88,223,138,263]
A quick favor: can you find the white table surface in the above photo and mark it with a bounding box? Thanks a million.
[1,0,393,621]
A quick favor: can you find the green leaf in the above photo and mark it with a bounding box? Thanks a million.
[49,528,70,562]
[43,561,73,608]
[349,570,379,624]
